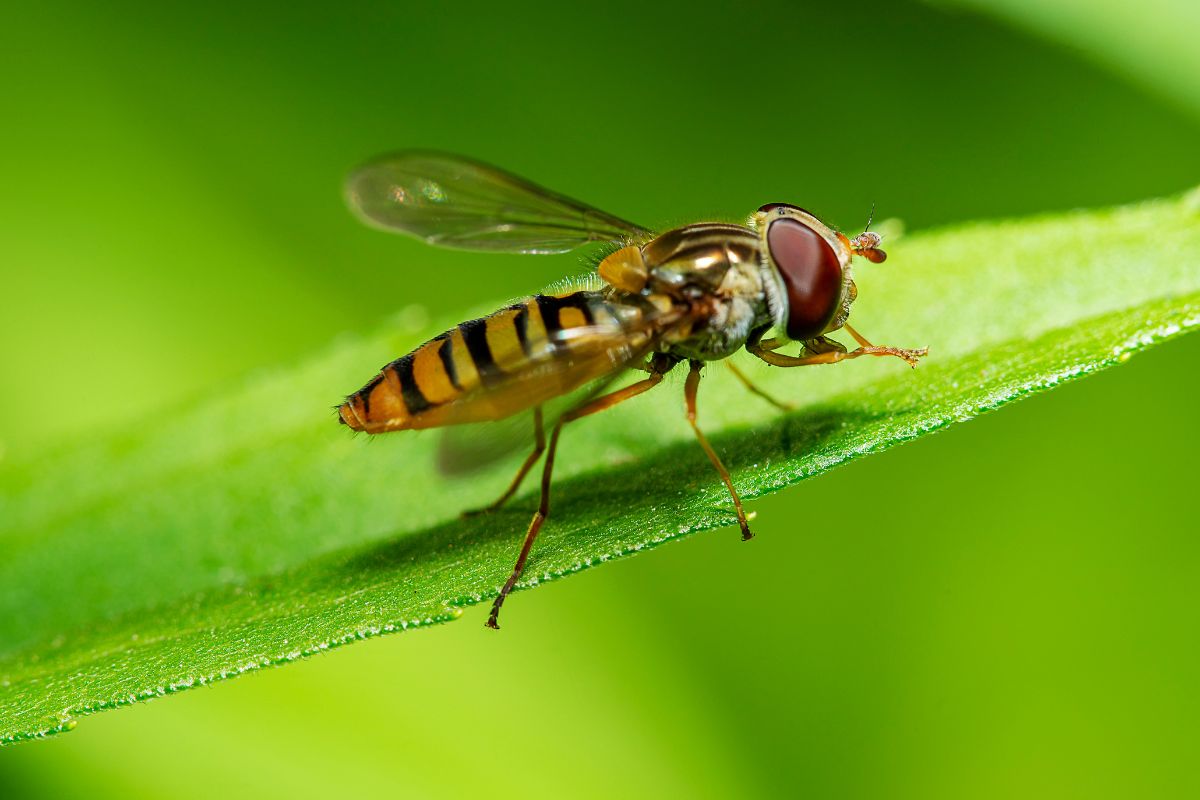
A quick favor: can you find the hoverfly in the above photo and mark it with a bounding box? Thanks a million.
[338,151,927,628]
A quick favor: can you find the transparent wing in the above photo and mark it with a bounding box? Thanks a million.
[436,372,627,476]
[345,150,651,254]
[437,409,538,476]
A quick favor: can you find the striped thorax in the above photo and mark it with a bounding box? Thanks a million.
[622,221,783,361]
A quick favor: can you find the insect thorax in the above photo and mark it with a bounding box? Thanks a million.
[637,222,775,361]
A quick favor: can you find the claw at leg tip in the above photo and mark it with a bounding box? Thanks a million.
[486,601,503,629]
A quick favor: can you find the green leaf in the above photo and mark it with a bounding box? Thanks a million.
[2,190,1199,744]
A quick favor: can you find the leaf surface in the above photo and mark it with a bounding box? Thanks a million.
[2,190,1199,743]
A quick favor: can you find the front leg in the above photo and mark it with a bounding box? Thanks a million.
[841,323,929,367]
[748,324,927,369]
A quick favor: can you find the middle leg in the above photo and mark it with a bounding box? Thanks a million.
[726,360,794,413]
[462,407,546,517]
[686,361,753,541]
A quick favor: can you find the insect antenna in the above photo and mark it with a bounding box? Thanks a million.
[847,202,887,263]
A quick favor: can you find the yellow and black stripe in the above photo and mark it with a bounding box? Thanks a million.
[338,291,628,432]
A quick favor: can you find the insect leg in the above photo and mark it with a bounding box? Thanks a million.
[725,361,793,412]
[487,370,669,629]
[685,361,753,541]
[748,337,927,368]
[841,322,875,348]
[462,407,546,517]
[842,325,928,364]
[756,337,790,352]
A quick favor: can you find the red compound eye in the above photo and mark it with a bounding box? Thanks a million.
[767,217,842,340]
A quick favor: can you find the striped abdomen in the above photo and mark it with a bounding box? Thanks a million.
[338,291,651,433]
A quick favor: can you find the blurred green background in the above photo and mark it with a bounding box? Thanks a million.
[2,0,1198,797]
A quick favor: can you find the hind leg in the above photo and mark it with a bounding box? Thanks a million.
[487,370,670,629]
[462,407,545,517]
